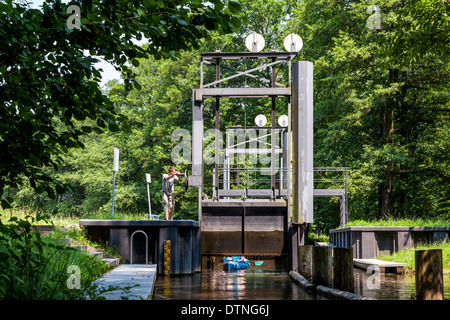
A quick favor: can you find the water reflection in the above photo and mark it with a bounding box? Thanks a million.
[353,268,450,300]
[154,265,450,300]
[154,269,329,300]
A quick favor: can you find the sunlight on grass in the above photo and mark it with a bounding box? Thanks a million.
[377,241,450,272]
[347,218,450,227]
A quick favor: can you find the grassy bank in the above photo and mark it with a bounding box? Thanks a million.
[0,209,115,299]
[377,241,450,274]
[347,218,450,227]
[347,218,450,274]
[0,207,158,226]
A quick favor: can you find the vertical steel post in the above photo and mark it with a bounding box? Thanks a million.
[191,97,203,183]
[292,61,314,224]
[111,171,116,218]
[146,174,152,219]
[147,183,151,215]
[214,58,220,200]
[111,147,119,219]
[271,58,276,200]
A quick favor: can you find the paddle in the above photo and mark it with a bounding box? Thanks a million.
[252,260,264,266]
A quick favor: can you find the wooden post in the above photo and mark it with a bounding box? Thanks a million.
[299,245,313,281]
[333,247,354,292]
[312,246,333,287]
[415,249,444,300]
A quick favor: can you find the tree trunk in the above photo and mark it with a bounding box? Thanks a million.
[379,69,398,220]
[379,161,394,219]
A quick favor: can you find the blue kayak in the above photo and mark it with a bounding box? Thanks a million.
[223,256,250,271]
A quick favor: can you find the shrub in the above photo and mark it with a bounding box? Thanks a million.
[0,213,111,299]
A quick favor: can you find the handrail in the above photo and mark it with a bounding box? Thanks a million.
[130,230,148,264]
[215,167,348,200]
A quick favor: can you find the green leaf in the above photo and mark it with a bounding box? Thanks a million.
[133,81,142,90]
[108,122,120,132]
[137,8,145,17]
[131,59,140,67]
[92,127,104,134]
[227,1,241,14]
[55,184,65,194]
[1,199,12,209]
[35,185,45,194]
[81,126,93,133]
[177,19,188,26]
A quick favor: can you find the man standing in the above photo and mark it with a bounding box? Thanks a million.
[162,166,182,220]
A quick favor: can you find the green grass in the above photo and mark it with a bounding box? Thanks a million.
[306,230,330,245]
[0,207,79,226]
[82,211,161,220]
[347,218,450,227]
[377,241,450,273]
[0,223,112,299]
[0,208,121,299]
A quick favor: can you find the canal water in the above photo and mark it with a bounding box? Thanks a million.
[153,259,328,300]
[154,263,450,300]
[154,269,329,300]
[353,268,450,300]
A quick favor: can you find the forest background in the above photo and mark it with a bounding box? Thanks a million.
[2,0,448,233]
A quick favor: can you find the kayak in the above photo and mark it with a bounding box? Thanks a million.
[223,256,250,271]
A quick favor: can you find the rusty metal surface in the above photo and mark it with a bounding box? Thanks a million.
[201,200,288,256]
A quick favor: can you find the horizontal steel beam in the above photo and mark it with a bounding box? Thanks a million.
[203,60,284,88]
[313,189,346,197]
[201,52,297,60]
[204,60,285,87]
[202,199,287,207]
[225,148,282,155]
[215,188,346,198]
[194,87,291,100]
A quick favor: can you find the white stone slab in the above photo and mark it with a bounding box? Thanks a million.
[93,264,157,300]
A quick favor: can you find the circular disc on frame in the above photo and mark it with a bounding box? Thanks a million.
[283,33,303,52]
[255,114,267,127]
[278,115,288,127]
[245,32,265,52]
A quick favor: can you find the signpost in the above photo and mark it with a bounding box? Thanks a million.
[111,147,119,218]
[146,173,152,219]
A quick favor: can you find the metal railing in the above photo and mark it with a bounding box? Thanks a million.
[213,167,348,200]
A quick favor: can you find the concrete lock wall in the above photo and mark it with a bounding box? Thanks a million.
[80,220,201,275]
[201,200,288,256]
[329,226,450,259]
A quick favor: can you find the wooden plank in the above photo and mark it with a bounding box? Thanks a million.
[415,249,444,300]
[312,246,333,287]
[333,247,354,292]
[353,258,406,274]
[298,245,313,281]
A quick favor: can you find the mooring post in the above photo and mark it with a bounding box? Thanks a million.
[415,249,444,300]
[298,245,313,281]
[333,247,354,292]
[312,246,333,287]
